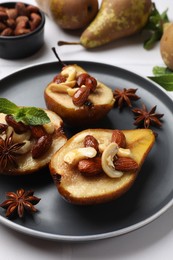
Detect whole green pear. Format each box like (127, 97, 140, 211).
(160, 23, 173, 70)
(80, 0, 152, 48)
(36, 0, 99, 30)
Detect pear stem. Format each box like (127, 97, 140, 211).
(58, 41, 81, 46)
(51, 47, 66, 67)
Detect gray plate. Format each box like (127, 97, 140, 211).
(0, 61, 173, 242)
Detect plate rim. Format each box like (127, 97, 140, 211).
(0, 60, 173, 242)
(0, 198, 173, 242)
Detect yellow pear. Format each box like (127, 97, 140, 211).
(80, 0, 152, 48)
(50, 128, 155, 205)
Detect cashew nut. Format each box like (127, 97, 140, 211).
(98, 138, 110, 153)
(43, 121, 55, 134)
(16, 140, 32, 154)
(64, 147, 97, 166)
(67, 87, 79, 96)
(6, 126, 31, 143)
(101, 142, 123, 178)
(49, 81, 76, 93)
(117, 147, 133, 158)
(61, 66, 77, 82)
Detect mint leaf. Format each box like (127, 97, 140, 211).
(144, 31, 161, 50)
(148, 66, 173, 91)
(152, 66, 173, 76)
(148, 74, 173, 91)
(0, 98, 18, 115)
(14, 107, 50, 125)
(143, 3, 169, 50)
(0, 98, 50, 125)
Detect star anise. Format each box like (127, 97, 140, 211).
(0, 188, 41, 218)
(113, 88, 140, 109)
(0, 132, 25, 172)
(132, 104, 164, 128)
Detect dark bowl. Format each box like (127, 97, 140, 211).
(0, 2, 45, 59)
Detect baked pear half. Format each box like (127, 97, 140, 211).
(50, 128, 155, 205)
(0, 99, 67, 175)
(44, 63, 115, 126)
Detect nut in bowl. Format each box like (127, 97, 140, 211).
(0, 2, 45, 59)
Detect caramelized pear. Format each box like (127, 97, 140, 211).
(0, 110, 67, 175)
(44, 54, 115, 126)
(50, 128, 155, 205)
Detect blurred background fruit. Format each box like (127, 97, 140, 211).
(35, 0, 99, 29)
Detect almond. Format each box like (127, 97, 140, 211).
(5, 115, 29, 134)
(78, 157, 102, 176)
(53, 73, 67, 84)
(1, 27, 13, 36)
(76, 73, 90, 87)
(114, 157, 138, 172)
(30, 125, 46, 138)
(0, 123, 8, 133)
(32, 134, 52, 159)
(84, 135, 99, 152)
(72, 86, 90, 106)
(0, 21, 6, 31)
(111, 130, 126, 148)
(85, 76, 97, 92)
(0, 11, 8, 21)
(15, 2, 29, 16)
(26, 5, 40, 14)
(30, 13, 41, 31)
(6, 8, 18, 20)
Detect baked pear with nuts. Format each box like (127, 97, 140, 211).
(50, 128, 155, 205)
(0, 98, 67, 175)
(44, 49, 115, 126)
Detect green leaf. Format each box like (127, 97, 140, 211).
(0, 98, 50, 125)
(161, 9, 169, 22)
(148, 74, 173, 91)
(0, 98, 18, 114)
(152, 66, 173, 76)
(14, 107, 50, 125)
(144, 31, 162, 50)
(143, 3, 169, 50)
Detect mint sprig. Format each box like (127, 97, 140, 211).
(148, 66, 173, 91)
(0, 98, 18, 115)
(152, 66, 173, 76)
(143, 3, 169, 50)
(0, 98, 50, 125)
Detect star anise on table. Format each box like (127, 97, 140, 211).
(0, 188, 41, 218)
(132, 104, 164, 129)
(113, 88, 140, 109)
(0, 132, 25, 173)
